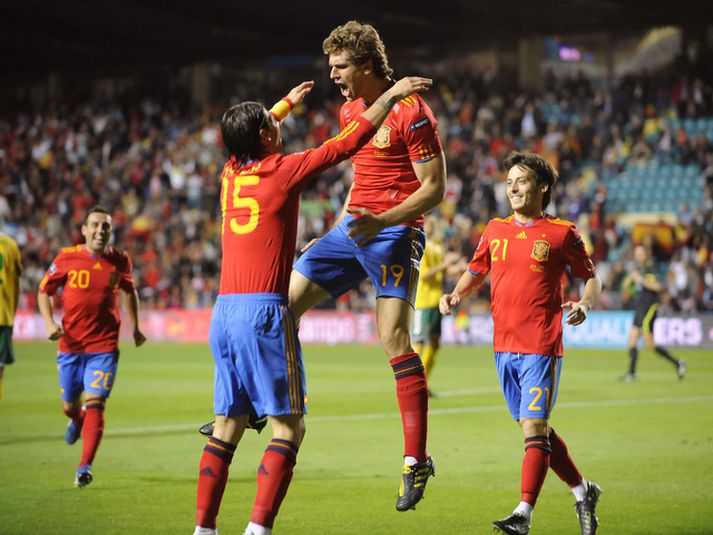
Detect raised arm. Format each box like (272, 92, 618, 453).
(283, 77, 433, 191)
(269, 81, 315, 123)
(360, 77, 433, 126)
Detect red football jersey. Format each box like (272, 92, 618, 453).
(219, 116, 377, 295)
(39, 245, 136, 353)
(468, 215, 596, 356)
(341, 93, 442, 226)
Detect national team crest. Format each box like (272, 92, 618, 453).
(531, 240, 551, 262)
(372, 125, 391, 148)
(108, 272, 119, 288)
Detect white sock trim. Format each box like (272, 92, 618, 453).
(513, 501, 533, 521)
(572, 479, 588, 502)
(245, 521, 272, 535)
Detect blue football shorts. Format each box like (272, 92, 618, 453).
(495, 352, 563, 421)
(57, 351, 119, 402)
(210, 293, 306, 418)
(293, 215, 425, 307)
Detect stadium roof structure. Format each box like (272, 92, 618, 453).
(3, 0, 712, 75)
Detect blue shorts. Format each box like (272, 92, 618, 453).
(210, 293, 306, 418)
(57, 352, 119, 402)
(293, 215, 425, 306)
(495, 352, 562, 421)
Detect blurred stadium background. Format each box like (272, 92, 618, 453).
(2, 2, 713, 534)
(2, 1, 713, 349)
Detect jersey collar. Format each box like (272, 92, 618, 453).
(513, 213, 547, 228)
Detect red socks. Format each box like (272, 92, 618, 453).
(521, 435, 551, 506)
(79, 399, 105, 466)
(549, 428, 583, 487)
(251, 439, 299, 529)
(196, 437, 299, 531)
(196, 437, 236, 529)
(390, 352, 428, 461)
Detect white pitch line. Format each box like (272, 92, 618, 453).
(432, 387, 503, 397)
(101, 394, 713, 436)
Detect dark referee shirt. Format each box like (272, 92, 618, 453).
(633, 263, 660, 312)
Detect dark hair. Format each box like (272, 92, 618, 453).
(323, 20, 393, 78)
(503, 151, 559, 210)
(221, 102, 269, 164)
(84, 205, 111, 223)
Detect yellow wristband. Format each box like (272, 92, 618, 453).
(269, 98, 294, 123)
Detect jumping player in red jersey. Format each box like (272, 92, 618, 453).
(37, 205, 146, 488)
(193, 76, 432, 535)
(291, 20, 446, 512)
(440, 152, 603, 535)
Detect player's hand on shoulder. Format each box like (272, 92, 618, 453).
(562, 301, 589, 325)
(346, 208, 386, 247)
(388, 76, 433, 101)
(300, 237, 320, 253)
(286, 81, 315, 106)
(439, 293, 459, 315)
(46, 323, 64, 341)
(133, 328, 147, 347)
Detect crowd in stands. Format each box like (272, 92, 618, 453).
(2, 57, 713, 315)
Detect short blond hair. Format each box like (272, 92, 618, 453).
(323, 20, 393, 78)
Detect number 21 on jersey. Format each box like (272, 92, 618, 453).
(490, 238, 508, 262)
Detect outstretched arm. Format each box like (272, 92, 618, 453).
(359, 77, 433, 126)
(284, 76, 433, 191)
(269, 81, 315, 123)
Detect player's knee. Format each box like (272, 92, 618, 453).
(430, 338, 440, 352)
(520, 418, 548, 437)
(270, 415, 306, 447)
(378, 325, 411, 356)
(296, 418, 306, 445)
(214, 414, 248, 445)
(62, 399, 81, 415)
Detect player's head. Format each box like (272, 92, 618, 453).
(221, 102, 281, 164)
(82, 205, 113, 254)
(633, 244, 648, 263)
(323, 20, 393, 100)
(503, 151, 559, 214)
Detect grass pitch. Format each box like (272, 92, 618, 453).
(1, 342, 712, 534)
